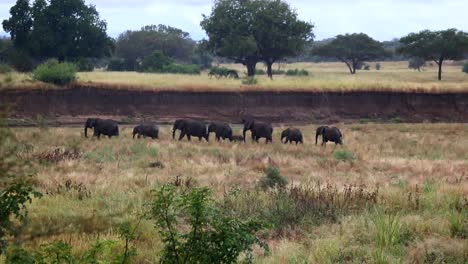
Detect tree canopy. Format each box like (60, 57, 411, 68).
(201, 0, 313, 77)
(2, 0, 113, 63)
(114, 25, 196, 71)
(312, 33, 386, 74)
(398, 29, 468, 80)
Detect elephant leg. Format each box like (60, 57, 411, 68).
(187, 135, 191, 141)
(198, 136, 202, 141)
(179, 131, 186, 141)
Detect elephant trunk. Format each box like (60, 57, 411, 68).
(85, 125, 89, 138)
(172, 126, 176, 140)
(315, 131, 320, 145)
(243, 128, 247, 142)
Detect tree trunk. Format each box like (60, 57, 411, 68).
(344, 61, 354, 74)
(266, 62, 273, 79)
(246, 63, 256, 77)
(437, 58, 443, 81)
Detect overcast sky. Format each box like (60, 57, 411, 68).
(1, 0, 467, 41)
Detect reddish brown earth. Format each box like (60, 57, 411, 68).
(1, 85, 467, 125)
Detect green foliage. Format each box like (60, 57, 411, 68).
(447, 211, 467, 239)
(0, 121, 41, 255)
(363, 64, 370, 70)
(259, 166, 288, 189)
(255, 69, 266, 75)
(201, 0, 313, 76)
(107, 57, 133, 71)
(191, 46, 212, 70)
(2, 0, 113, 62)
(312, 33, 386, 74)
(0, 64, 12, 74)
(8, 50, 34, 72)
(140, 50, 172, 72)
(285, 68, 309, 76)
(372, 209, 404, 249)
(408, 57, 426, 71)
(74, 58, 94, 72)
(147, 184, 268, 263)
(462, 61, 468, 74)
(398, 29, 468, 80)
(241, 76, 258, 85)
(32, 59, 77, 85)
(115, 24, 196, 70)
(334, 149, 356, 162)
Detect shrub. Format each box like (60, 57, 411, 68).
(107, 58, 133, 71)
(334, 150, 356, 162)
(259, 166, 288, 189)
(147, 184, 268, 263)
(191, 53, 213, 70)
(271, 69, 285, 75)
(285, 69, 309, 76)
(0, 64, 12, 74)
(8, 51, 34, 72)
(462, 61, 468, 74)
(242, 76, 258, 85)
(363, 64, 370, 70)
(140, 50, 172, 72)
(375, 63, 381, 70)
(74, 58, 94, 72)
(32, 59, 77, 85)
(208, 66, 238, 78)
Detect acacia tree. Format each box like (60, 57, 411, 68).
(312, 33, 386, 74)
(2, 0, 113, 62)
(398, 29, 468, 80)
(201, 0, 313, 77)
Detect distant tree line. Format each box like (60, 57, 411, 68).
(1, 0, 468, 81)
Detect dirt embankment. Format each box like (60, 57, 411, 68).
(1, 85, 467, 125)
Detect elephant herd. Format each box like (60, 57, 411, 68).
(84, 117, 344, 146)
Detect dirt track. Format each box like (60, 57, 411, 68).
(1, 85, 467, 125)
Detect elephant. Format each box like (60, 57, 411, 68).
(133, 124, 159, 139)
(242, 116, 273, 144)
(315, 126, 343, 146)
(84, 118, 119, 139)
(172, 119, 209, 142)
(208, 122, 233, 141)
(281, 128, 303, 144)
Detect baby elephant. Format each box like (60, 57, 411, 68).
(133, 124, 159, 139)
(208, 122, 233, 141)
(281, 128, 303, 144)
(316, 126, 342, 146)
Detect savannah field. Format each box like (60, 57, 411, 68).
(1, 61, 468, 92)
(1, 122, 467, 263)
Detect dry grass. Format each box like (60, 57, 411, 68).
(1, 61, 468, 92)
(5, 123, 467, 262)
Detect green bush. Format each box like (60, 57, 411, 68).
(147, 184, 268, 263)
(8, 51, 34, 72)
(462, 61, 468, 74)
(191, 53, 213, 70)
(242, 76, 258, 85)
(208, 66, 238, 78)
(285, 69, 309, 76)
(259, 166, 288, 189)
(334, 150, 356, 162)
(74, 58, 94, 72)
(140, 50, 172, 72)
(107, 57, 133, 71)
(32, 59, 77, 85)
(0, 64, 12, 74)
(271, 69, 285, 75)
(162, 63, 201, 74)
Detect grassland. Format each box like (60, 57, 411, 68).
(1, 61, 468, 92)
(2, 123, 467, 263)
